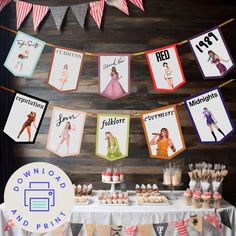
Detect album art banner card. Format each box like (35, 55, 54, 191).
(189, 27, 235, 79)
(48, 47, 84, 92)
(96, 114, 130, 161)
(3, 91, 48, 143)
(185, 88, 235, 143)
(141, 105, 185, 159)
(145, 44, 186, 91)
(4, 31, 45, 77)
(99, 54, 130, 100)
(46, 107, 86, 157)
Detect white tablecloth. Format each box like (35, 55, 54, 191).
(1, 191, 236, 236)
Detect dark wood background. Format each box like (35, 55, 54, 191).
(2, 0, 236, 204)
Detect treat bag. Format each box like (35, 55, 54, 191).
(200, 180, 210, 192)
(189, 180, 197, 191)
(212, 180, 222, 193)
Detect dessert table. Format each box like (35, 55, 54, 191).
(0, 191, 235, 236)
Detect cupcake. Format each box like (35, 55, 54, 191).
(102, 171, 106, 181)
(119, 171, 124, 181)
(118, 199, 123, 204)
(123, 196, 128, 204)
(192, 190, 201, 208)
(76, 185, 83, 196)
(147, 184, 152, 193)
(135, 184, 141, 193)
(152, 184, 159, 194)
(141, 184, 146, 193)
(213, 192, 222, 208)
(113, 172, 120, 182)
(105, 172, 112, 182)
(87, 184, 93, 195)
(201, 192, 211, 208)
(183, 189, 192, 206)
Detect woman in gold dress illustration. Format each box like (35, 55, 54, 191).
(150, 128, 176, 158)
(105, 131, 123, 160)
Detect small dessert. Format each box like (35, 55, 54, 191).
(147, 184, 152, 193)
(135, 184, 141, 193)
(141, 184, 146, 193)
(192, 190, 201, 208)
(201, 192, 211, 208)
(102, 171, 106, 181)
(183, 189, 192, 206)
(213, 192, 222, 208)
(87, 184, 93, 195)
(113, 172, 120, 182)
(105, 171, 112, 182)
(119, 170, 124, 181)
(152, 184, 159, 193)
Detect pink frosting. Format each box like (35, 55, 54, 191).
(183, 188, 192, 197)
(193, 190, 201, 198)
(201, 192, 211, 199)
(213, 192, 222, 200)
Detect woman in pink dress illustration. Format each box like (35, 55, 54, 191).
(59, 64, 69, 90)
(56, 121, 75, 155)
(208, 50, 229, 76)
(102, 66, 126, 98)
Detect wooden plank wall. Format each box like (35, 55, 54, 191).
(3, 0, 236, 204)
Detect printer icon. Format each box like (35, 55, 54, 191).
(24, 182, 55, 212)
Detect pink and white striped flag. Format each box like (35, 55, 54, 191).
(16, 0, 32, 29)
(175, 221, 188, 236)
(105, 0, 129, 15)
(0, 0, 11, 12)
(128, 0, 144, 11)
(32, 4, 49, 31)
(89, 0, 105, 29)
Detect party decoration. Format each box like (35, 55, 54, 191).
(111, 225, 122, 236)
(146, 44, 186, 91)
(4, 31, 45, 77)
(96, 224, 111, 236)
(188, 215, 202, 234)
(189, 27, 235, 79)
(71, 3, 89, 29)
(128, 0, 144, 11)
(52, 222, 69, 236)
(204, 213, 222, 230)
(89, 0, 105, 29)
(46, 106, 86, 157)
(138, 224, 152, 236)
(16, 0, 32, 30)
(220, 210, 232, 230)
(141, 105, 186, 159)
(85, 224, 95, 236)
(185, 87, 235, 143)
(48, 46, 84, 92)
(32, 4, 49, 31)
(50, 6, 68, 31)
(0, 0, 11, 12)
(125, 226, 137, 236)
(96, 114, 130, 161)
(153, 223, 168, 236)
(70, 223, 83, 236)
(4, 218, 15, 231)
(105, 0, 129, 15)
(175, 221, 187, 236)
(3, 91, 48, 143)
(99, 54, 130, 99)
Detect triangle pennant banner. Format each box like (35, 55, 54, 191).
(4, 218, 15, 231)
(95, 224, 111, 236)
(105, 0, 129, 15)
(85, 224, 95, 236)
(220, 210, 232, 230)
(188, 215, 203, 234)
(153, 223, 168, 236)
(52, 222, 69, 236)
(128, 0, 144, 11)
(138, 224, 152, 236)
(71, 3, 88, 29)
(204, 213, 222, 230)
(175, 221, 187, 236)
(0, 0, 11, 12)
(70, 223, 84, 236)
(111, 225, 122, 236)
(89, 0, 105, 29)
(16, 0, 32, 30)
(50, 6, 68, 31)
(32, 4, 49, 31)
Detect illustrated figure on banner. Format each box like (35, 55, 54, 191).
(105, 131, 123, 160)
(102, 66, 126, 98)
(208, 50, 229, 76)
(59, 64, 69, 90)
(150, 128, 176, 158)
(56, 121, 76, 155)
(15, 50, 29, 72)
(163, 62, 174, 89)
(203, 107, 225, 141)
(17, 111, 37, 142)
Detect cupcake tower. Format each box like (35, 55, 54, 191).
(98, 191, 129, 205)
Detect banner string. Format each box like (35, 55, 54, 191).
(1, 79, 234, 118)
(0, 18, 235, 57)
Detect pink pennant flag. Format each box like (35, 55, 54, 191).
(32, 4, 49, 31)
(16, 0, 32, 29)
(89, 0, 105, 29)
(0, 0, 11, 12)
(128, 0, 144, 11)
(4, 218, 15, 231)
(175, 221, 188, 236)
